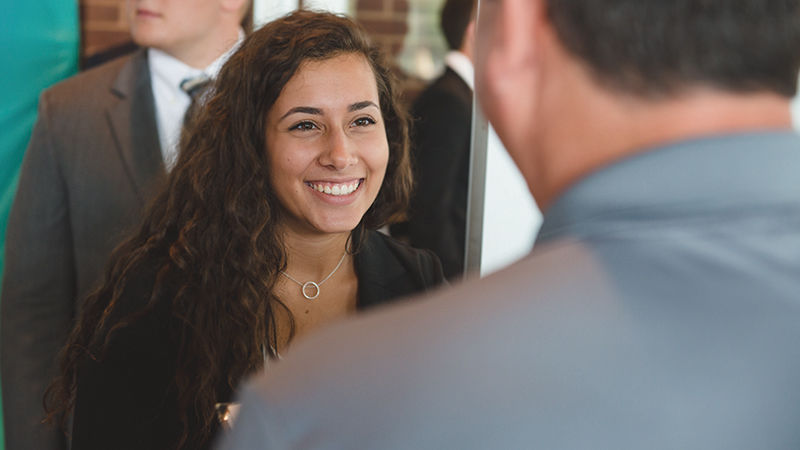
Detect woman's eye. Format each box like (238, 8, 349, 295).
(290, 121, 317, 131)
(352, 117, 376, 127)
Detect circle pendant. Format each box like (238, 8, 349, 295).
(301, 281, 320, 300)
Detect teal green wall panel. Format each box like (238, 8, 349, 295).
(0, 1, 80, 448)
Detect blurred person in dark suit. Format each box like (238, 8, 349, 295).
(220, 1, 800, 449)
(392, 0, 476, 280)
(1, 1, 252, 449)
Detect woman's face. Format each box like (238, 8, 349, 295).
(265, 53, 389, 237)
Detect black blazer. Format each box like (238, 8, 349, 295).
(393, 68, 472, 281)
(70, 231, 445, 450)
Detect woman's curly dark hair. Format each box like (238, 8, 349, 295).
(44, 10, 411, 449)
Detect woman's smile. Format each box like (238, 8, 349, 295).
(305, 178, 364, 196)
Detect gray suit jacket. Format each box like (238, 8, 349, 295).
(220, 131, 800, 450)
(1, 49, 166, 450)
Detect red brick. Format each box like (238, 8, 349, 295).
(84, 30, 131, 56)
(82, 4, 120, 23)
(358, 18, 408, 35)
(357, 0, 385, 12)
(392, 0, 409, 13)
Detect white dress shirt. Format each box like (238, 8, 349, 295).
(148, 30, 244, 171)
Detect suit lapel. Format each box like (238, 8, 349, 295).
(106, 49, 167, 206)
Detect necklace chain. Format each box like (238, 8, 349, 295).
(280, 251, 347, 300)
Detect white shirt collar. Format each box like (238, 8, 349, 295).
(148, 48, 205, 98)
(444, 50, 474, 91)
(147, 29, 245, 171)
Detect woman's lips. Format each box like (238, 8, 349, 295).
(306, 179, 363, 196)
(136, 8, 161, 18)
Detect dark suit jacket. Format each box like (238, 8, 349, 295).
(69, 230, 445, 450)
(1, 49, 165, 450)
(394, 68, 472, 281)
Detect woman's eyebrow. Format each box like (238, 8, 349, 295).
(279, 101, 377, 121)
(349, 101, 378, 112)
(280, 106, 322, 121)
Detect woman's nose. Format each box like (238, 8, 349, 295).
(319, 128, 358, 170)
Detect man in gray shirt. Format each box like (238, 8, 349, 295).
(220, 1, 800, 449)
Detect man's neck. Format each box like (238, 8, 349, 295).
(159, 27, 242, 69)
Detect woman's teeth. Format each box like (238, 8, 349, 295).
(308, 180, 361, 196)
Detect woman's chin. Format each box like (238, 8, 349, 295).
(316, 221, 362, 236)
(291, 217, 363, 237)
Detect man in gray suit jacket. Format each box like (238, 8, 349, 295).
(220, 1, 800, 449)
(1, 1, 251, 448)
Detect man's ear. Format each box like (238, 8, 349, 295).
(483, 0, 545, 85)
(475, 0, 547, 152)
(461, 19, 477, 61)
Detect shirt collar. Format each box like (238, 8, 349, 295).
(445, 51, 474, 91)
(536, 131, 800, 244)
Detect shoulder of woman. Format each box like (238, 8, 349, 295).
(367, 231, 446, 287)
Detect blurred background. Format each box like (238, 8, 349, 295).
(82, 0, 448, 94)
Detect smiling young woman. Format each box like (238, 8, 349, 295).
(44, 11, 445, 450)
(266, 53, 389, 237)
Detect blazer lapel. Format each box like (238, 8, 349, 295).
(106, 49, 166, 206)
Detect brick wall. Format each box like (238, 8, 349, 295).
(81, 0, 131, 59)
(354, 0, 409, 57)
(80, 0, 409, 61)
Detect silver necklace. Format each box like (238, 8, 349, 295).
(280, 251, 347, 300)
